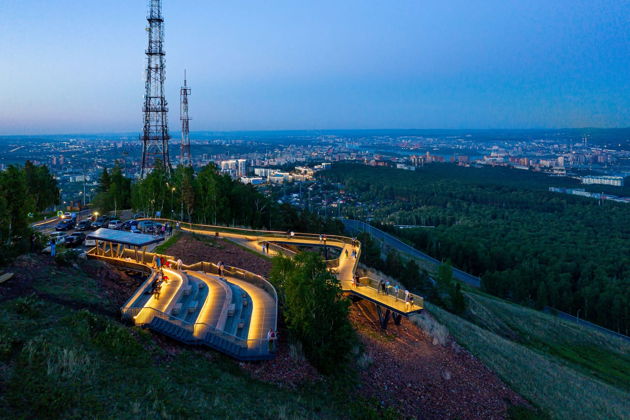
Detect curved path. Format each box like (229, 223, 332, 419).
(146, 218, 424, 315)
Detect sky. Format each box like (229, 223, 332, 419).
(0, 0, 629, 135)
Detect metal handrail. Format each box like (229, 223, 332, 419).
(357, 276, 424, 309)
(137, 217, 360, 248)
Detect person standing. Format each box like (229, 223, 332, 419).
(176, 258, 183, 270)
(393, 284, 400, 301)
(267, 329, 274, 352)
(407, 295, 414, 311)
(50, 238, 56, 257)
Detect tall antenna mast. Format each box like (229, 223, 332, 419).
(141, 0, 171, 177)
(180, 70, 192, 167)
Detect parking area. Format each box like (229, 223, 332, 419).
(34, 211, 172, 252)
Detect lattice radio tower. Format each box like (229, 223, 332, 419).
(180, 71, 192, 167)
(141, 0, 171, 177)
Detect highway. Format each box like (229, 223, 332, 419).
(341, 219, 481, 288)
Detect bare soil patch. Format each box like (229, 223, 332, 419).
(165, 234, 272, 277)
(350, 301, 528, 419)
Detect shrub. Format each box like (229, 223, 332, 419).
(270, 253, 357, 374)
(54, 248, 81, 266)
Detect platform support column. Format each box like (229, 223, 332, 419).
(376, 305, 392, 329)
(393, 313, 402, 326)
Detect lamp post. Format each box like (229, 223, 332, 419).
(170, 186, 176, 219)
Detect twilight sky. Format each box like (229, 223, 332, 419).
(0, 0, 628, 134)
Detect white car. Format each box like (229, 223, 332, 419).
(49, 232, 67, 245)
(108, 220, 123, 229)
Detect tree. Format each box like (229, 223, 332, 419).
(451, 282, 466, 314)
(270, 253, 356, 374)
(437, 261, 454, 290)
(23, 161, 59, 211)
(385, 249, 402, 276)
(536, 281, 549, 309)
(0, 165, 34, 240)
(97, 168, 110, 193)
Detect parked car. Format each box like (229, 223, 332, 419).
(130, 226, 142, 234)
(65, 232, 86, 247)
(91, 217, 109, 229)
(137, 220, 162, 233)
(121, 220, 138, 231)
(55, 219, 75, 231)
(75, 220, 93, 231)
(133, 212, 145, 219)
(107, 220, 123, 229)
(48, 232, 67, 245)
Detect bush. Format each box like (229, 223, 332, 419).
(54, 248, 81, 266)
(270, 253, 357, 374)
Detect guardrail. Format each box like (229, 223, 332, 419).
(137, 218, 359, 249)
(358, 276, 424, 310)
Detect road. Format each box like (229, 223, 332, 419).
(341, 219, 481, 288)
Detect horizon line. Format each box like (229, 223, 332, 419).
(1, 126, 630, 138)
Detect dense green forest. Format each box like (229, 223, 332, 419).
(0, 162, 60, 264)
(321, 163, 630, 334)
(94, 163, 344, 235)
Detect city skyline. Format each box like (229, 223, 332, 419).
(1, 0, 629, 135)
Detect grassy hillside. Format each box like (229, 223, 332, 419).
(464, 291, 630, 391)
(424, 294, 630, 420)
(0, 259, 393, 420)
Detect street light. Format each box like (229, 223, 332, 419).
(171, 186, 176, 218)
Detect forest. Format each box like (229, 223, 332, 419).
(321, 163, 630, 334)
(0, 162, 60, 263)
(93, 163, 344, 236)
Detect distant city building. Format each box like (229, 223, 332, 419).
(581, 175, 624, 187)
(240, 177, 265, 185)
(220, 159, 248, 178)
(396, 163, 416, 171)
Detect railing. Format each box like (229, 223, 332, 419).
(357, 276, 424, 310)
(266, 242, 297, 257)
(138, 218, 360, 249)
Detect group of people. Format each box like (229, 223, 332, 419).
(151, 222, 173, 237)
(150, 269, 169, 299)
(373, 278, 415, 309)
